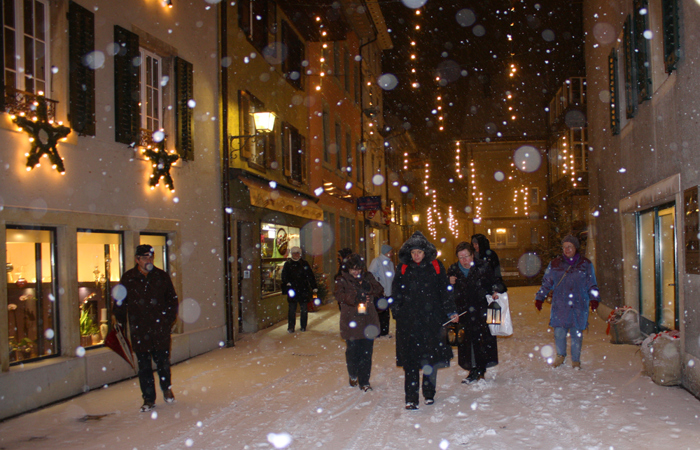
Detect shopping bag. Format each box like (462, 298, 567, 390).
(486, 292, 513, 336)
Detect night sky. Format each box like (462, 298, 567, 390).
(379, 0, 585, 156)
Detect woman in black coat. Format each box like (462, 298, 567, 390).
(447, 241, 505, 383)
(391, 231, 458, 410)
(471, 233, 505, 284)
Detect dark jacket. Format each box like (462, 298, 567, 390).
(335, 271, 383, 340)
(391, 231, 457, 369)
(114, 266, 179, 353)
(447, 259, 501, 370)
(535, 253, 599, 329)
(472, 234, 507, 291)
(281, 258, 317, 303)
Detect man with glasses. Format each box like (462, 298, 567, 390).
(114, 244, 179, 412)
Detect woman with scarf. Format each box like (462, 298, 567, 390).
(535, 235, 600, 369)
(447, 241, 505, 383)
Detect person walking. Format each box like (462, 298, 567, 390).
(535, 235, 600, 369)
(114, 244, 179, 413)
(334, 254, 384, 392)
(447, 242, 505, 383)
(391, 231, 459, 410)
(367, 244, 394, 337)
(471, 233, 505, 282)
(281, 246, 317, 332)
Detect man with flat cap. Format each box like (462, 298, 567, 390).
(114, 244, 179, 412)
(281, 246, 317, 332)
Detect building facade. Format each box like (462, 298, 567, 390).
(584, 0, 700, 396)
(0, 0, 224, 419)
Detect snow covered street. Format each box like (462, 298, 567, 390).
(1, 286, 700, 450)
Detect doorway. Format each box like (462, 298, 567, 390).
(637, 202, 678, 333)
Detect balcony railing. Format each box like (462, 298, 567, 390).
(4, 87, 58, 122)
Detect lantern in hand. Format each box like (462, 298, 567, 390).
(486, 300, 502, 325)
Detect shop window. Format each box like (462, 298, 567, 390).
(260, 223, 300, 294)
(494, 228, 517, 247)
(6, 227, 58, 364)
(2, 0, 49, 95)
(76, 230, 123, 348)
(140, 233, 169, 274)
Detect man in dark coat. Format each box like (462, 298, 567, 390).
(281, 246, 317, 332)
(114, 244, 179, 412)
(391, 231, 458, 410)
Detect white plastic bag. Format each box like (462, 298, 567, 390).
(486, 292, 513, 336)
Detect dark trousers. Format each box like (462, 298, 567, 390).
(345, 339, 374, 386)
(377, 309, 390, 336)
(288, 300, 308, 331)
(136, 349, 172, 403)
(404, 364, 438, 404)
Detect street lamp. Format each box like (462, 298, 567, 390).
(412, 214, 420, 223)
(229, 111, 277, 145)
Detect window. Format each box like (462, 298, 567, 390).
(335, 121, 342, 171)
(494, 228, 517, 246)
(76, 230, 123, 348)
(239, 90, 270, 169)
(2, 0, 48, 95)
(530, 187, 540, 205)
(6, 227, 58, 364)
(661, 0, 680, 72)
(344, 48, 351, 92)
(333, 42, 340, 78)
(281, 21, 304, 90)
(140, 49, 162, 134)
(356, 141, 362, 182)
(345, 131, 352, 175)
(354, 59, 361, 104)
(239, 0, 268, 54)
(282, 122, 306, 184)
(113, 26, 194, 158)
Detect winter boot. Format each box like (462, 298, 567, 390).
(552, 355, 566, 368)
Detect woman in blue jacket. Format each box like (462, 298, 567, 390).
(535, 235, 600, 369)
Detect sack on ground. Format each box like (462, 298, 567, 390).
(651, 331, 682, 386)
(606, 306, 642, 344)
(640, 333, 655, 376)
(486, 292, 513, 337)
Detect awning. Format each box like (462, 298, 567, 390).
(238, 177, 323, 221)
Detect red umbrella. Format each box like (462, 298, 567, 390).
(104, 322, 137, 374)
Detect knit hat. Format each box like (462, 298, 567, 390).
(290, 246, 302, 254)
(380, 244, 392, 255)
(562, 235, 580, 250)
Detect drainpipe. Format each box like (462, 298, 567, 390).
(219, 1, 234, 347)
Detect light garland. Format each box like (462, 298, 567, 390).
(142, 139, 179, 192)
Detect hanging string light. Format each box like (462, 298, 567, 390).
(455, 141, 462, 179)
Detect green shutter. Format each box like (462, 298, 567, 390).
(113, 25, 140, 145)
(68, 1, 96, 136)
(623, 15, 637, 119)
(662, 0, 681, 73)
(609, 49, 620, 136)
(633, 0, 652, 103)
(175, 57, 194, 160)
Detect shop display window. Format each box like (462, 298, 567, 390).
(261, 223, 300, 294)
(76, 230, 123, 348)
(6, 227, 58, 364)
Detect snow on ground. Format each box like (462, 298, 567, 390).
(2, 286, 700, 450)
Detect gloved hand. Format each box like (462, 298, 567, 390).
(590, 300, 599, 311)
(535, 300, 543, 311)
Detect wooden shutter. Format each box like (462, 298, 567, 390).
(282, 123, 291, 177)
(662, 0, 681, 73)
(623, 16, 637, 119)
(175, 57, 194, 160)
(252, 0, 268, 52)
(238, 90, 252, 159)
(608, 49, 620, 136)
(68, 1, 96, 136)
(114, 25, 140, 145)
(633, 0, 652, 103)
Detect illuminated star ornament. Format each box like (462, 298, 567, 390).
(12, 95, 71, 174)
(142, 139, 179, 191)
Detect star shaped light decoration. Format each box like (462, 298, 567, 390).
(142, 138, 179, 192)
(12, 94, 71, 174)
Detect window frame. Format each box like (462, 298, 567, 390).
(139, 48, 163, 134)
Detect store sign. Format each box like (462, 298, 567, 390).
(357, 196, 382, 211)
